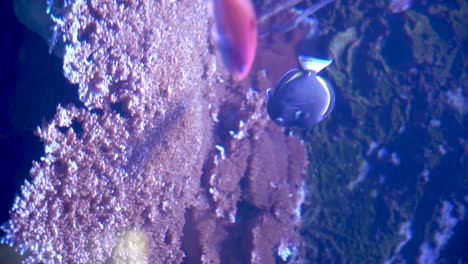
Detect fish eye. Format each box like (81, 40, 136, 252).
(295, 110, 305, 120)
(274, 117, 284, 126)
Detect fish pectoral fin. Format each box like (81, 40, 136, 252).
(266, 88, 272, 101)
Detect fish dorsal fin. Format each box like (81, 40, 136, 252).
(298, 56, 333, 73)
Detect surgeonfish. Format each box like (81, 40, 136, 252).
(267, 56, 335, 128)
(212, 0, 257, 80)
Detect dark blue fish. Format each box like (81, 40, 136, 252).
(267, 56, 335, 128)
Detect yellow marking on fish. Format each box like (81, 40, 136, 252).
(282, 71, 303, 87)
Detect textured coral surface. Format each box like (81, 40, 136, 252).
(2, 0, 308, 263)
(4, 0, 465, 263)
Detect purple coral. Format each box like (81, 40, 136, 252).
(2, 0, 309, 263)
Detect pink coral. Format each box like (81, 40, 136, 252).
(2, 0, 309, 263)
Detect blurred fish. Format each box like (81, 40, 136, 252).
(267, 56, 335, 128)
(259, 0, 335, 38)
(212, 0, 257, 80)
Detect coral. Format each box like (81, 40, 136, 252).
(4, 0, 466, 262)
(110, 230, 147, 264)
(4, 0, 214, 262)
(2, 0, 309, 263)
(193, 77, 308, 262)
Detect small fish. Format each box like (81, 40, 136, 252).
(212, 0, 257, 80)
(267, 56, 335, 128)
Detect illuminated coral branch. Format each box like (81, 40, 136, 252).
(3, 0, 213, 262)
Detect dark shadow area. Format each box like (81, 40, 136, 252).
(181, 209, 202, 264)
(110, 100, 130, 119)
(381, 16, 413, 70)
(0, 1, 80, 232)
(217, 102, 241, 143)
(400, 152, 465, 260)
(219, 201, 256, 264)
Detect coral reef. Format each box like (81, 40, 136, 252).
(2, 0, 309, 263)
(193, 73, 308, 262)
(5, 0, 214, 262)
(4, 0, 465, 263)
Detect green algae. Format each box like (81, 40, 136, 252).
(299, 1, 466, 263)
(449, 1, 468, 41)
(404, 11, 441, 65)
(329, 27, 358, 70)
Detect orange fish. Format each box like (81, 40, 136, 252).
(212, 0, 257, 80)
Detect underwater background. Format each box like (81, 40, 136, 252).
(0, 0, 466, 263)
